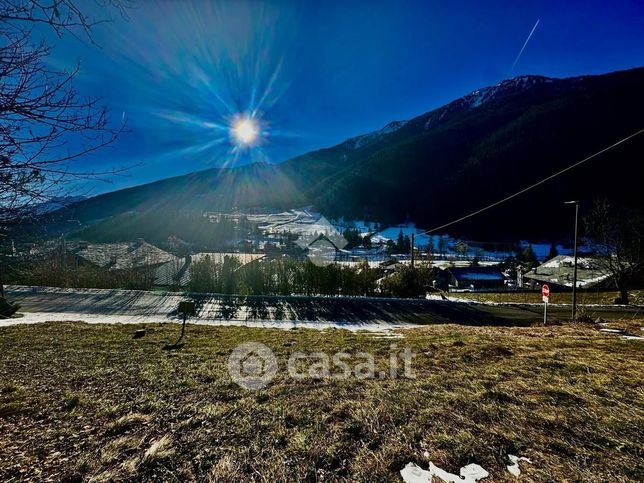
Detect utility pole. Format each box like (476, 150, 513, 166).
(565, 201, 580, 320)
(410, 233, 415, 268)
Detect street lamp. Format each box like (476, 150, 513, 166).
(564, 201, 580, 319)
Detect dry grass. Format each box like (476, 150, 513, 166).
(0, 320, 642, 481)
(447, 289, 644, 305)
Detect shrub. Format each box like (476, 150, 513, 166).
(0, 297, 20, 318)
(381, 266, 433, 298)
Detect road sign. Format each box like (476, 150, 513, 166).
(542, 295, 549, 303)
(542, 284, 550, 298)
(178, 300, 196, 316)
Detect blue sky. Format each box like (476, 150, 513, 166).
(50, 0, 644, 194)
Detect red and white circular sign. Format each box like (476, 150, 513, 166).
(542, 284, 550, 297)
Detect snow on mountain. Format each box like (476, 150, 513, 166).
(424, 75, 552, 130)
(344, 120, 407, 150)
(464, 75, 552, 109)
(341, 74, 562, 152)
(30, 196, 87, 215)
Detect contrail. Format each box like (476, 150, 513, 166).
(510, 18, 540, 74)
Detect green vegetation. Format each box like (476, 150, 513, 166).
(188, 256, 434, 298)
(0, 321, 642, 481)
(7, 248, 434, 297)
(8, 250, 158, 290)
(380, 265, 433, 298)
(0, 297, 20, 317)
(189, 257, 385, 296)
(341, 227, 372, 249)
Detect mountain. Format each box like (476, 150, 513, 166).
(30, 196, 87, 215)
(51, 67, 644, 240)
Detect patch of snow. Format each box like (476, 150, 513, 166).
(599, 328, 623, 333)
(622, 335, 644, 341)
(248, 209, 346, 249)
(469, 87, 494, 108)
(540, 256, 597, 270)
(506, 455, 531, 477)
(526, 254, 613, 288)
(345, 120, 407, 150)
(334, 260, 385, 268)
(400, 463, 430, 483)
(424, 108, 450, 130)
(368, 331, 404, 339)
(401, 462, 488, 483)
(379, 120, 407, 134)
(0, 311, 417, 333)
(430, 260, 499, 269)
(372, 224, 436, 248)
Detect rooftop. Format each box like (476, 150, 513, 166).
(525, 255, 612, 288)
(67, 240, 177, 271)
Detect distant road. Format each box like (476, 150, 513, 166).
(3, 286, 642, 330)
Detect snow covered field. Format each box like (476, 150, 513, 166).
(5, 285, 643, 335)
(1, 311, 412, 333)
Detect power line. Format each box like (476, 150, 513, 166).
(420, 128, 644, 235)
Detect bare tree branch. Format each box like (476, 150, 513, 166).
(0, 0, 132, 224)
(584, 199, 644, 304)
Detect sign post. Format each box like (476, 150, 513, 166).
(542, 284, 550, 325)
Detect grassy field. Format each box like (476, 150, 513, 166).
(447, 290, 644, 305)
(0, 321, 643, 481)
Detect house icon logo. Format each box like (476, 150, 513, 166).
(228, 342, 278, 390)
(293, 215, 349, 267)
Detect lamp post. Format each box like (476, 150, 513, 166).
(564, 201, 580, 319)
(410, 233, 415, 268)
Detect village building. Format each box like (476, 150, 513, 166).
(441, 266, 508, 291)
(523, 255, 612, 289)
(33, 239, 177, 272)
(68, 239, 176, 271)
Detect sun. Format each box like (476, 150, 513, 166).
(231, 116, 259, 145)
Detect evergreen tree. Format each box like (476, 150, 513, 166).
(427, 236, 434, 256)
(520, 244, 538, 269)
(396, 230, 405, 252)
(438, 236, 448, 257)
(548, 243, 559, 260)
(403, 235, 411, 253)
(381, 265, 432, 298)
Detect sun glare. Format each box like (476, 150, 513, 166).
(231, 117, 259, 145)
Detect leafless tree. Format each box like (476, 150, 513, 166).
(0, 0, 132, 219)
(0, 0, 131, 296)
(584, 199, 643, 304)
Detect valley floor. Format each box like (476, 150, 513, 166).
(0, 321, 642, 481)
